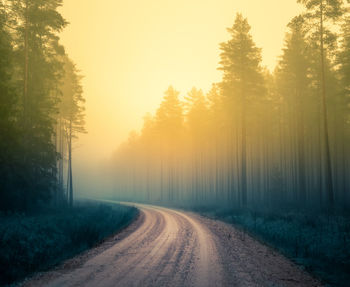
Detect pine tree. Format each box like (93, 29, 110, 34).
(0, 3, 21, 210)
(185, 87, 208, 139)
(275, 16, 311, 204)
(5, 0, 68, 208)
(155, 86, 184, 142)
(298, 0, 345, 206)
(59, 56, 86, 206)
(184, 88, 209, 203)
(155, 86, 184, 203)
(218, 13, 265, 207)
(338, 15, 350, 107)
(336, 14, 350, 205)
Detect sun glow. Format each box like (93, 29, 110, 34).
(59, 0, 302, 167)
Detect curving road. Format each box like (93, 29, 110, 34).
(23, 204, 321, 287)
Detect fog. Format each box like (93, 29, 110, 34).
(58, 0, 301, 199)
(1, 1, 349, 285)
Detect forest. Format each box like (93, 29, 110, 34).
(113, 0, 350, 212)
(110, 1, 350, 284)
(0, 1, 138, 285)
(0, 0, 85, 211)
(1, 0, 350, 286)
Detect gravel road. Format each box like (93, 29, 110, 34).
(22, 204, 322, 287)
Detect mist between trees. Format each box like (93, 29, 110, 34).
(0, 0, 86, 212)
(112, 1, 350, 211)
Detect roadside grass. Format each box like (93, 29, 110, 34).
(0, 201, 138, 286)
(195, 206, 350, 287)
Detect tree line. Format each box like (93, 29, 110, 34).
(0, 0, 85, 212)
(112, 0, 350, 211)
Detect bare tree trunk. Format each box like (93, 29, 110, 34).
(59, 118, 64, 199)
(297, 90, 306, 203)
(320, 1, 334, 206)
(68, 120, 73, 206)
(54, 121, 58, 205)
(23, 0, 29, 121)
(241, 96, 247, 207)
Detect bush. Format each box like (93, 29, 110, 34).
(0, 201, 138, 286)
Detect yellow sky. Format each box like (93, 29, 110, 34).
(59, 0, 302, 167)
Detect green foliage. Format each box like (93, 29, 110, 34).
(0, 1, 85, 211)
(59, 56, 86, 137)
(298, 0, 344, 20)
(0, 4, 25, 211)
(155, 86, 184, 138)
(185, 87, 208, 139)
(219, 13, 265, 105)
(337, 16, 350, 106)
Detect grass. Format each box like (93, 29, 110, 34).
(195, 206, 350, 287)
(0, 201, 138, 286)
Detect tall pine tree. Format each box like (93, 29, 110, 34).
(219, 13, 265, 207)
(298, 0, 345, 206)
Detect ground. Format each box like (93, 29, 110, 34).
(21, 204, 321, 287)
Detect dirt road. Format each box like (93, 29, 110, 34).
(22, 204, 321, 287)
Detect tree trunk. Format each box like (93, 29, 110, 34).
(68, 120, 73, 206)
(320, 1, 334, 206)
(297, 90, 306, 203)
(23, 0, 29, 122)
(59, 118, 64, 199)
(241, 97, 247, 207)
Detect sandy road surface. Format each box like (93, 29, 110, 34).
(22, 204, 321, 287)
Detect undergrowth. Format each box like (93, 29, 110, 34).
(0, 201, 138, 286)
(195, 207, 350, 287)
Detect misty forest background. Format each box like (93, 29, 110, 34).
(111, 1, 350, 284)
(113, 0, 350, 212)
(1, 0, 349, 214)
(1, 0, 350, 286)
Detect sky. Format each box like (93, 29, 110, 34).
(58, 0, 302, 195)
